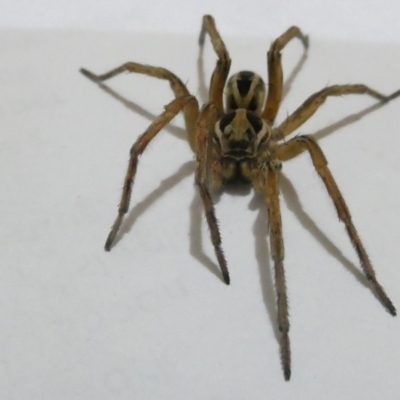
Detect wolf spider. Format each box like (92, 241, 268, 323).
(80, 15, 398, 380)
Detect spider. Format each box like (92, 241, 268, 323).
(80, 15, 398, 381)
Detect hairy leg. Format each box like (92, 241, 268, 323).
(199, 15, 231, 113)
(105, 95, 199, 250)
(262, 165, 291, 380)
(195, 103, 229, 284)
(80, 63, 199, 151)
(262, 26, 308, 125)
(276, 135, 396, 316)
(273, 85, 400, 140)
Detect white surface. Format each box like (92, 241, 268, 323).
(1, 2, 400, 399)
(3, 0, 400, 43)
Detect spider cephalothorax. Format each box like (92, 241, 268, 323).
(214, 107, 271, 183)
(80, 14, 398, 381)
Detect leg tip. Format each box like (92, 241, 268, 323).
(223, 272, 230, 285)
(80, 68, 99, 82)
(198, 15, 212, 46)
(284, 367, 291, 381)
(387, 303, 397, 317)
(104, 231, 116, 251)
(303, 35, 310, 49)
(198, 32, 206, 46)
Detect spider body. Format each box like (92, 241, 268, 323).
(80, 15, 398, 381)
(215, 108, 272, 184)
(216, 71, 274, 184)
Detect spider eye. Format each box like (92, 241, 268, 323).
(245, 129, 253, 141)
(218, 112, 236, 132)
(257, 134, 268, 146)
(246, 111, 263, 133)
(223, 129, 231, 136)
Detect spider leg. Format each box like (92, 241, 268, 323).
(105, 95, 198, 250)
(272, 84, 400, 140)
(80, 63, 199, 151)
(199, 15, 231, 113)
(262, 27, 308, 125)
(276, 136, 396, 316)
(80, 62, 189, 96)
(195, 103, 229, 284)
(260, 165, 291, 380)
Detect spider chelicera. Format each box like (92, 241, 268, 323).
(81, 15, 398, 380)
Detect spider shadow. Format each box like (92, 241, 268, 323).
(299, 100, 398, 309)
(250, 99, 397, 321)
(249, 193, 281, 343)
(279, 173, 395, 312)
(106, 158, 248, 284)
(279, 174, 367, 286)
(190, 191, 225, 281)
(282, 51, 308, 101)
(196, 44, 209, 103)
(247, 171, 370, 348)
(84, 78, 187, 142)
(110, 161, 194, 248)
(81, 69, 230, 279)
(310, 101, 388, 142)
(190, 183, 254, 283)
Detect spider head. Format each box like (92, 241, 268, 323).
(214, 109, 271, 158)
(225, 71, 266, 114)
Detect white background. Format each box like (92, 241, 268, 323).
(1, 1, 400, 399)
